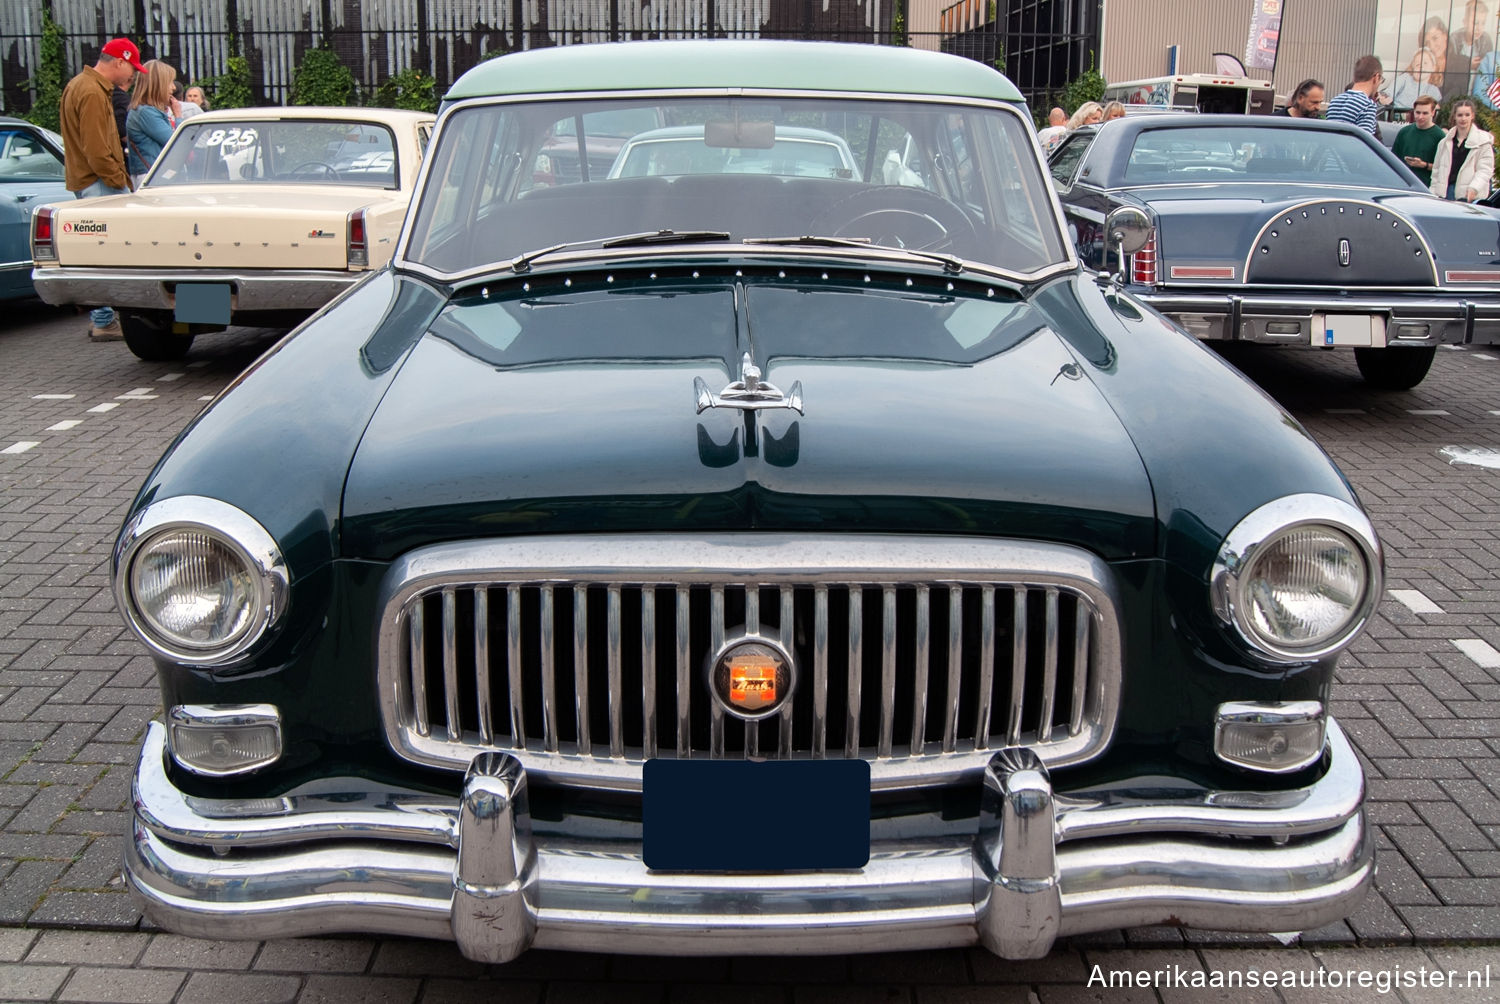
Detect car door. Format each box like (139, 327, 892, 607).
(1047, 131, 1111, 271)
(0, 125, 69, 299)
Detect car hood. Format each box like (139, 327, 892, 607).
(1126, 184, 1500, 280)
(340, 277, 1157, 560)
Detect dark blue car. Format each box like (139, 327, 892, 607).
(0, 116, 70, 301)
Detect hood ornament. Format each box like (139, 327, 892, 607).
(695, 352, 803, 415)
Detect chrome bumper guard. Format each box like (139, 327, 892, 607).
(126, 719, 1372, 959)
(1137, 290, 1499, 347)
(31, 267, 359, 312)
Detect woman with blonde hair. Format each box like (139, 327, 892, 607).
(1102, 100, 1126, 122)
(1067, 102, 1104, 130)
(126, 60, 177, 186)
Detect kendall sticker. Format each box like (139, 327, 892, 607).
(63, 220, 107, 235)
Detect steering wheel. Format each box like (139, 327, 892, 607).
(288, 161, 341, 181)
(806, 186, 978, 253)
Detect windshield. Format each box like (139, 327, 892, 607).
(149, 120, 399, 188)
(1122, 126, 1412, 186)
(405, 96, 1067, 276)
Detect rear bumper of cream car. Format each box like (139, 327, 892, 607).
(32, 267, 359, 313)
(125, 719, 1372, 961)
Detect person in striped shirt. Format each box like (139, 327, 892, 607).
(1325, 56, 1391, 136)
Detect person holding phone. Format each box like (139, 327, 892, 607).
(1394, 94, 1443, 185)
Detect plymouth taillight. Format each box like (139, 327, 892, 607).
(1129, 229, 1158, 285)
(347, 209, 368, 268)
(31, 206, 56, 263)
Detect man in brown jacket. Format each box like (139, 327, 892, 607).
(59, 38, 143, 340)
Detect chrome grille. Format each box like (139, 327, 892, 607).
(376, 535, 1122, 790)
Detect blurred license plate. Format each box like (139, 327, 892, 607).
(643, 759, 870, 871)
(174, 283, 231, 324)
(1316, 314, 1381, 347)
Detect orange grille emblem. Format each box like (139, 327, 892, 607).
(728, 655, 779, 710)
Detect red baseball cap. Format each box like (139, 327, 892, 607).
(100, 38, 145, 72)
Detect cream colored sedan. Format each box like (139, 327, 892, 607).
(32, 106, 433, 360)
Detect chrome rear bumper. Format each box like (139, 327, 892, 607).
(1137, 290, 1500, 346)
(125, 719, 1372, 960)
(31, 267, 359, 312)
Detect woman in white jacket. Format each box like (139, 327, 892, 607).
(1430, 98, 1495, 201)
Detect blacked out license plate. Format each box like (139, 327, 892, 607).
(173, 283, 232, 324)
(642, 758, 870, 871)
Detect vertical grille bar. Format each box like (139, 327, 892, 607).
(910, 586, 930, 754)
(675, 586, 691, 758)
(943, 585, 963, 753)
(710, 585, 725, 758)
(878, 586, 896, 758)
(974, 586, 995, 749)
(573, 585, 591, 756)
(1071, 603, 1091, 737)
(744, 586, 759, 760)
(1007, 588, 1027, 745)
(779, 586, 795, 757)
(1038, 588, 1059, 742)
(813, 585, 829, 758)
(441, 589, 461, 742)
(846, 587, 862, 758)
(475, 590, 493, 746)
(410, 601, 429, 737)
(607, 585, 624, 758)
(540, 586, 558, 752)
(642, 588, 658, 759)
(506, 586, 524, 750)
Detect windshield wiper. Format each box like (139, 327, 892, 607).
(743, 235, 966, 274)
(510, 229, 731, 273)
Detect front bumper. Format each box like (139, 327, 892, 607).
(126, 719, 1372, 960)
(31, 266, 359, 313)
(1138, 289, 1500, 347)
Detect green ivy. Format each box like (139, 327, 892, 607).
(890, 0, 906, 46)
(23, 2, 65, 132)
(292, 45, 357, 106)
(371, 66, 437, 113)
(203, 53, 253, 110)
(1061, 52, 1106, 114)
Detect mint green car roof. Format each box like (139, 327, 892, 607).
(446, 40, 1023, 103)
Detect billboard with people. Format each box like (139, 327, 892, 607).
(1374, 0, 1498, 108)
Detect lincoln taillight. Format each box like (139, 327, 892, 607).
(347, 209, 369, 268)
(31, 206, 56, 263)
(1129, 229, 1158, 285)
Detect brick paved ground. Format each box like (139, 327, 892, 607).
(5, 302, 1500, 999)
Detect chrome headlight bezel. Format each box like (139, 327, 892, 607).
(113, 496, 289, 666)
(1211, 494, 1382, 664)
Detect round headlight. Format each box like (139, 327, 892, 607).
(114, 497, 288, 665)
(1212, 495, 1382, 663)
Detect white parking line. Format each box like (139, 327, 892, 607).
(46, 420, 83, 431)
(31, 394, 76, 400)
(1408, 409, 1450, 415)
(2, 441, 39, 454)
(158, 373, 184, 382)
(116, 391, 159, 400)
(1443, 344, 1466, 350)
(197, 395, 214, 402)
(86, 402, 119, 413)
(1390, 589, 1443, 615)
(1453, 639, 1500, 668)
(1474, 354, 1497, 361)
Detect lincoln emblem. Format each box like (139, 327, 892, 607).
(1338, 239, 1351, 267)
(709, 637, 795, 720)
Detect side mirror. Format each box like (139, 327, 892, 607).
(1105, 206, 1152, 256)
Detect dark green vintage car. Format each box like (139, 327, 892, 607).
(119, 41, 1376, 960)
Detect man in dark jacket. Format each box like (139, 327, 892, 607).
(58, 37, 143, 340)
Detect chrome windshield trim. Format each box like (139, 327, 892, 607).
(1102, 181, 1422, 195)
(396, 88, 1075, 277)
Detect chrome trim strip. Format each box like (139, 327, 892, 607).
(911, 586, 930, 754)
(1007, 589, 1026, 746)
(573, 586, 590, 756)
(113, 496, 290, 668)
(441, 589, 460, 743)
(710, 585, 725, 758)
(541, 586, 558, 752)
(507, 586, 524, 749)
(475, 590, 493, 746)
(975, 588, 995, 750)
(641, 588, 657, 760)
(779, 586, 795, 758)
(1211, 494, 1383, 664)
(675, 586, 690, 758)
(877, 586, 894, 758)
(944, 586, 963, 754)
(814, 585, 829, 758)
(410, 602, 428, 738)
(607, 585, 623, 759)
(126, 719, 1369, 957)
(1139, 292, 1478, 312)
(32, 267, 360, 311)
(848, 587, 864, 758)
(1038, 589, 1059, 743)
(1070, 612, 1089, 738)
(374, 534, 1125, 789)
